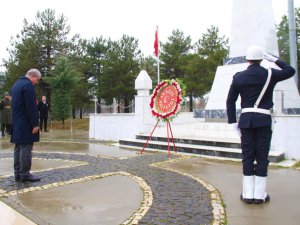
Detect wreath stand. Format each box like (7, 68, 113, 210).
(140, 79, 184, 159)
(140, 120, 177, 158)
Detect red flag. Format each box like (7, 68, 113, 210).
(154, 28, 158, 57)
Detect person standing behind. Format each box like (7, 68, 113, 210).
(226, 45, 295, 204)
(38, 95, 50, 132)
(0, 92, 12, 136)
(11, 68, 41, 182)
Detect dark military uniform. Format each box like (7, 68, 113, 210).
(226, 59, 295, 177)
(0, 96, 12, 136)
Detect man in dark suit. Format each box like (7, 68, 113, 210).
(11, 68, 42, 182)
(226, 45, 295, 204)
(38, 95, 50, 132)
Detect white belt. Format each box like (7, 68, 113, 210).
(241, 107, 272, 115)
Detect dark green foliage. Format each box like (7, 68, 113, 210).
(100, 35, 142, 112)
(47, 57, 80, 126)
(277, 7, 300, 87)
(160, 29, 192, 80)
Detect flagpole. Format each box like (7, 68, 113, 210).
(157, 26, 160, 84)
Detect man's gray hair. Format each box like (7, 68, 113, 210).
(26, 69, 41, 78)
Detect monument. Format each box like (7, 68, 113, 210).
(202, 0, 300, 160)
(205, 0, 300, 112)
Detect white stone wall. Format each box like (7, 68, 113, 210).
(271, 115, 300, 160)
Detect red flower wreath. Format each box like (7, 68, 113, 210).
(150, 79, 185, 121)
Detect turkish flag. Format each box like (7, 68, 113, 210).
(154, 29, 158, 57)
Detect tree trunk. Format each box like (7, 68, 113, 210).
(117, 99, 120, 113)
(62, 119, 65, 129)
(189, 93, 193, 112)
(80, 108, 83, 119)
(72, 107, 76, 119)
(124, 96, 129, 113)
(97, 99, 101, 113)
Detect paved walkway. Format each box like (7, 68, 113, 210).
(0, 130, 299, 225)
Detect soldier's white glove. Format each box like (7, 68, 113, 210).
(232, 123, 241, 137)
(263, 53, 278, 63)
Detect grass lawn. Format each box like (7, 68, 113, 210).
(49, 117, 89, 131)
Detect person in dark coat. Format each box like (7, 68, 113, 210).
(0, 92, 12, 136)
(11, 68, 42, 182)
(226, 45, 295, 204)
(38, 95, 50, 132)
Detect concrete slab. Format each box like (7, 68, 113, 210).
(0, 201, 36, 225)
(9, 175, 143, 225)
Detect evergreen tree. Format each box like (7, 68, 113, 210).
(141, 56, 157, 86)
(47, 57, 80, 128)
(277, 8, 300, 86)
(194, 25, 228, 94)
(160, 29, 192, 80)
(85, 37, 110, 112)
(4, 9, 78, 98)
(100, 35, 142, 112)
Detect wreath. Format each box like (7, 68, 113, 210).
(150, 79, 186, 121)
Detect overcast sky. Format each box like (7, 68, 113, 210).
(0, 0, 299, 71)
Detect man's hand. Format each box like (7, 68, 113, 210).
(32, 126, 39, 134)
(264, 53, 278, 63)
(232, 123, 241, 137)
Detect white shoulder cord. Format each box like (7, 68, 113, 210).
(254, 68, 272, 108)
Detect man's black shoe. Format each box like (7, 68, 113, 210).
(20, 175, 41, 183)
(254, 194, 270, 204)
(240, 194, 253, 204)
(15, 176, 20, 182)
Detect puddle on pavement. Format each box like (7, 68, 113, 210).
(0, 158, 81, 177)
(1, 141, 139, 158)
(34, 142, 139, 158)
(12, 175, 143, 225)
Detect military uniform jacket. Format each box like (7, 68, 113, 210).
(11, 76, 39, 144)
(226, 59, 295, 128)
(0, 98, 12, 124)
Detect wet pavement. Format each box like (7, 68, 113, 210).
(0, 131, 220, 225)
(161, 157, 300, 225)
(0, 130, 299, 225)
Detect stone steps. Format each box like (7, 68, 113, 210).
(119, 135, 285, 163)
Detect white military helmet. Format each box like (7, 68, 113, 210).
(246, 45, 264, 60)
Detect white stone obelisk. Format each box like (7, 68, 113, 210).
(205, 0, 300, 111)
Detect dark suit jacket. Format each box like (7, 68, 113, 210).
(226, 60, 295, 128)
(38, 101, 49, 118)
(11, 76, 39, 144)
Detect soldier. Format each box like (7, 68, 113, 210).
(226, 45, 295, 204)
(0, 92, 12, 137)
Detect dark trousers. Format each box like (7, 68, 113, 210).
(241, 126, 272, 177)
(14, 144, 33, 179)
(1, 124, 11, 134)
(40, 117, 48, 131)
